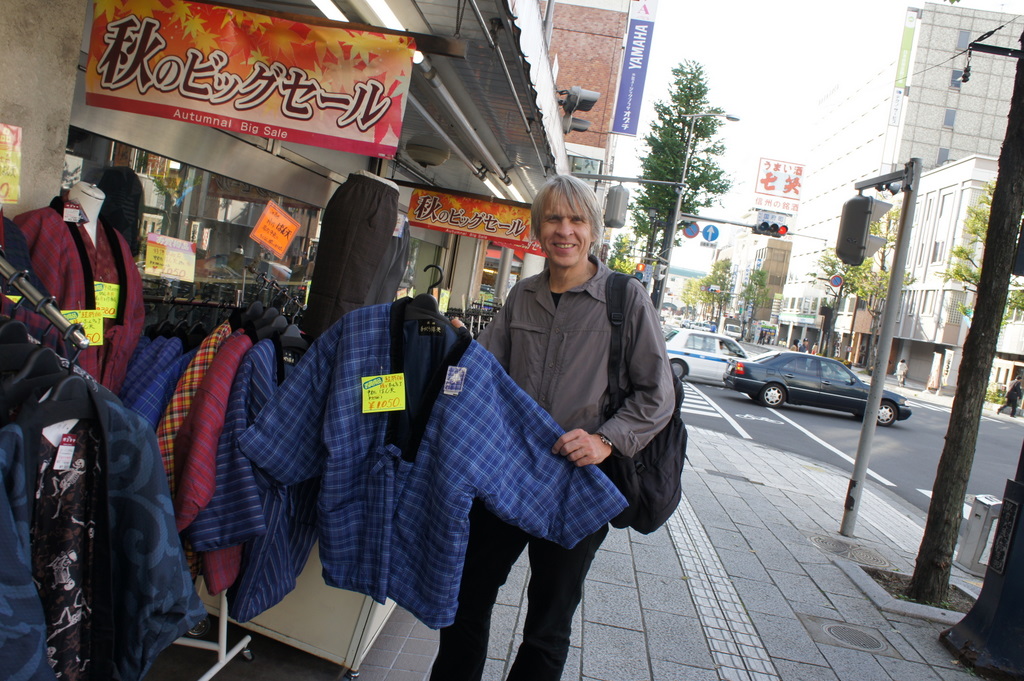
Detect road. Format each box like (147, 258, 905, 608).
(678, 376, 1024, 515)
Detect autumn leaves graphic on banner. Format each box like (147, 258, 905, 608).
(86, 0, 416, 157)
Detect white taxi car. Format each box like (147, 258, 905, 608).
(664, 328, 749, 383)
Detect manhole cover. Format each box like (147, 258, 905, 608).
(808, 535, 891, 568)
(822, 623, 888, 652)
(797, 614, 902, 659)
(810, 535, 856, 554)
(846, 546, 891, 568)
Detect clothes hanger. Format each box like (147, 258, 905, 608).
(406, 265, 446, 322)
(279, 322, 308, 351)
(257, 314, 288, 341)
(0, 319, 28, 345)
(0, 347, 68, 418)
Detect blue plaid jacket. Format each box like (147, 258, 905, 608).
(239, 299, 626, 628)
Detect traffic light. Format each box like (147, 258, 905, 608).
(559, 86, 600, 134)
(754, 221, 788, 237)
(604, 184, 629, 228)
(836, 195, 893, 265)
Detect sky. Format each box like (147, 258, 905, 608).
(611, 0, 1024, 272)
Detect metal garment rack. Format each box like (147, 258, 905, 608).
(0, 249, 91, 355)
(173, 590, 253, 681)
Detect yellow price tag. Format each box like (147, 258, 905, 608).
(361, 373, 406, 413)
(94, 282, 120, 318)
(4, 294, 21, 304)
(62, 310, 105, 347)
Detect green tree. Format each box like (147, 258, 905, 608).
(909, 31, 1024, 608)
(847, 209, 911, 367)
(698, 259, 732, 323)
(942, 181, 1024, 317)
(628, 62, 732, 255)
(606, 233, 639, 275)
(814, 252, 859, 357)
(739, 269, 771, 318)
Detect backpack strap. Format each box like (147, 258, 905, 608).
(605, 272, 629, 417)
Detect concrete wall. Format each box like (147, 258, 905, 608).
(1, 0, 87, 217)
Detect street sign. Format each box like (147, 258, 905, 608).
(682, 222, 700, 238)
(829, 274, 844, 288)
(702, 224, 720, 242)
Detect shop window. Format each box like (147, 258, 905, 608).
(64, 128, 321, 319)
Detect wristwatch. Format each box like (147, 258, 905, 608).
(596, 433, 613, 449)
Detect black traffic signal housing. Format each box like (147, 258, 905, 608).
(836, 195, 893, 265)
(754, 221, 788, 237)
(559, 86, 600, 134)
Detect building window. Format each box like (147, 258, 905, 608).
(937, 147, 950, 165)
(950, 69, 963, 89)
(943, 108, 956, 128)
(932, 240, 945, 263)
(957, 30, 971, 50)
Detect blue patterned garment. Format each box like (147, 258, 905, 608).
(124, 345, 196, 429)
(239, 299, 627, 629)
(221, 339, 320, 622)
(119, 334, 163, 402)
(0, 392, 205, 681)
(0, 426, 52, 681)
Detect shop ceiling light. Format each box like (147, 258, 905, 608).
(311, 0, 348, 21)
(364, 0, 404, 30)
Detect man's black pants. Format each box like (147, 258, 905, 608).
(430, 502, 609, 681)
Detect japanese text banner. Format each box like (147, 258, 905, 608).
(85, 0, 415, 157)
(408, 188, 544, 255)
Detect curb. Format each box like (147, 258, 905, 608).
(834, 557, 965, 626)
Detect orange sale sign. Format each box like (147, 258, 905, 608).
(250, 200, 301, 259)
(85, 0, 415, 157)
(407, 188, 543, 255)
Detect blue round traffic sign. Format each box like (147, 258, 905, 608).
(829, 274, 844, 288)
(682, 222, 700, 239)
(702, 224, 720, 242)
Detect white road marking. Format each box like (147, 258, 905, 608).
(685, 382, 752, 439)
(917, 489, 972, 518)
(767, 408, 896, 487)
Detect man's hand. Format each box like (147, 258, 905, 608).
(552, 429, 613, 467)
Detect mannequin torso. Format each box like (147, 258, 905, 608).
(66, 182, 106, 246)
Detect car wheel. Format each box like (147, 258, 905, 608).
(757, 383, 787, 407)
(877, 400, 898, 426)
(671, 359, 689, 380)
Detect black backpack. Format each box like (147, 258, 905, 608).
(598, 273, 688, 534)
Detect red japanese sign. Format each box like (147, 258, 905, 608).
(753, 158, 804, 214)
(84, 0, 415, 157)
(407, 188, 545, 255)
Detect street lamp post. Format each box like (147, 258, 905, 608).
(651, 112, 739, 312)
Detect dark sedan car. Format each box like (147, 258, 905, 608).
(723, 351, 912, 426)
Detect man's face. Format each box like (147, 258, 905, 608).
(537, 196, 594, 276)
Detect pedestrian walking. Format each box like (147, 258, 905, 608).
(895, 359, 909, 387)
(997, 374, 1023, 416)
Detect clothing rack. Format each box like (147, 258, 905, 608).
(0, 248, 91, 353)
(174, 590, 253, 681)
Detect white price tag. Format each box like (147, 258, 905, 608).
(54, 434, 77, 471)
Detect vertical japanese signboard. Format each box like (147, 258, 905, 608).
(753, 158, 803, 214)
(890, 10, 918, 127)
(84, 0, 415, 157)
(407, 187, 544, 256)
(611, 0, 658, 136)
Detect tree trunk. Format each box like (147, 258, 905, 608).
(908, 33, 1024, 604)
